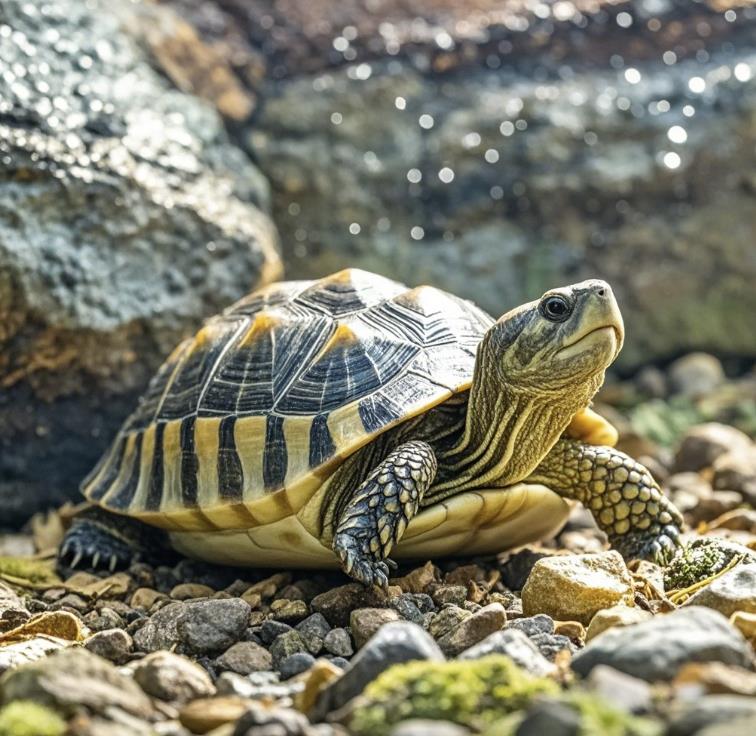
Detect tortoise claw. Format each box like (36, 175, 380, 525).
(334, 544, 391, 590)
(611, 523, 683, 567)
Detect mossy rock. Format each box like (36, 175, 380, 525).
(349, 655, 559, 736)
(0, 701, 66, 736)
(0, 557, 59, 586)
(664, 537, 756, 591)
(483, 692, 663, 736)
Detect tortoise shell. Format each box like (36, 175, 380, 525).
(83, 269, 493, 531)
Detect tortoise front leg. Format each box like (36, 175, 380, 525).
(528, 439, 683, 564)
(333, 441, 437, 588)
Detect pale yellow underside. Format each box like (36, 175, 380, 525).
(167, 483, 570, 569)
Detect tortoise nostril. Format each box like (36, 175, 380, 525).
(596, 287, 606, 297)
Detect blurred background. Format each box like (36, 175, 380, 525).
(1, 0, 755, 526)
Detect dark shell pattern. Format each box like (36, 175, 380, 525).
(83, 269, 493, 530)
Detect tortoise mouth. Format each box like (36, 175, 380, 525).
(557, 324, 620, 360)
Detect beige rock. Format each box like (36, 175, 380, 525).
(674, 661, 756, 697)
(170, 583, 215, 600)
(730, 611, 756, 644)
(179, 696, 253, 734)
(132, 650, 215, 703)
(674, 423, 751, 473)
(586, 605, 653, 641)
(131, 587, 168, 610)
(554, 620, 586, 645)
(521, 551, 635, 626)
(393, 561, 439, 593)
(350, 608, 400, 649)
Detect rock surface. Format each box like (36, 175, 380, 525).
(0, 0, 279, 523)
(684, 563, 756, 617)
(521, 551, 635, 625)
(572, 606, 755, 681)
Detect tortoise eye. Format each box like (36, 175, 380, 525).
(540, 295, 571, 322)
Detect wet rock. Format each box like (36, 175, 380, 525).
(312, 621, 444, 718)
(84, 628, 133, 664)
(175, 598, 251, 655)
(674, 424, 752, 473)
(0, 0, 279, 524)
(572, 607, 755, 681)
(323, 628, 354, 658)
(667, 695, 756, 736)
(0, 648, 152, 717)
(585, 606, 653, 642)
(436, 603, 506, 657)
(458, 629, 556, 677)
(350, 608, 401, 649)
(521, 552, 635, 626)
(668, 353, 726, 398)
(279, 652, 316, 679)
(684, 563, 756, 617)
(132, 650, 215, 703)
(216, 641, 273, 674)
(586, 665, 653, 713)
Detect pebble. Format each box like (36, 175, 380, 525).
(674, 661, 756, 697)
(170, 583, 215, 600)
(270, 599, 309, 623)
(311, 583, 396, 627)
(521, 551, 635, 625)
(458, 628, 556, 677)
(84, 628, 133, 664)
(350, 607, 401, 649)
(514, 699, 582, 736)
(674, 423, 751, 473)
(435, 603, 506, 657)
(175, 598, 251, 655)
(0, 583, 29, 631)
(585, 605, 653, 642)
(295, 613, 330, 654)
(132, 650, 215, 703)
(667, 695, 756, 736)
(215, 640, 273, 674)
(232, 702, 312, 736)
(668, 353, 725, 398)
(684, 563, 756, 617)
(500, 549, 554, 591)
(713, 446, 756, 502)
(507, 614, 554, 637)
(279, 651, 316, 679)
(392, 562, 439, 593)
(261, 619, 293, 644)
(572, 606, 755, 681)
(270, 630, 309, 667)
(312, 621, 444, 718)
(323, 627, 354, 657)
(430, 585, 468, 607)
(179, 695, 254, 734)
(586, 665, 652, 713)
(390, 594, 425, 624)
(428, 605, 472, 639)
(1, 647, 153, 718)
(390, 720, 470, 736)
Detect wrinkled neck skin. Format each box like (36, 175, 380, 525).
(432, 338, 604, 495)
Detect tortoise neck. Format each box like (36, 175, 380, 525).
(433, 343, 602, 495)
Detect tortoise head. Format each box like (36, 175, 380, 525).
(486, 279, 624, 395)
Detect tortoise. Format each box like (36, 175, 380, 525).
(60, 269, 683, 586)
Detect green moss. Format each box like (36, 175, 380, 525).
(0, 701, 66, 736)
(664, 537, 756, 591)
(483, 692, 663, 736)
(0, 557, 59, 585)
(628, 397, 703, 447)
(349, 656, 559, 736)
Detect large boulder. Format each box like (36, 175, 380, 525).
(0, 0, 280, 524)
(241, 0, 756, 368)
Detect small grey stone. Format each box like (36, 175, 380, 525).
(132, 601, 187, 652)
(428, 605, 471, 640)
(431, 585, 468, 607)
(507, 614, 555, 637)
(668, 695, 756, 736)
(270, 630, 309, 667)
(530, 633, 577, 661)
(327, 656, 350, 670)
(233, 702, 311, 736)
(458, 629, 555, 677)
(132, 650, 215, 704)
(572, 607, 755, 681)
(515, 699, 582, 736)
(175, 598, 251, 655)
(296, 613, 331, 654)
(684, 563, 756, 617)
(350, 607, 401, 648)
(261, 619, 293, 644)
(391, 595, 425, 624)
(216, 671, 281, 698)
(279, 652, 316, 679)
(323, 627, 354, 657)
(84, 628, 133, 664)
(313, 621, 444, 718)
(216, 641, 273, 674)
(436, 603, 506, 657)
(585, 665, 653, 714)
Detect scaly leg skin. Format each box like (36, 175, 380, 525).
(529, 439, 684, 565)
(333, 441, 437, 589)
(59, 506, 166, 572)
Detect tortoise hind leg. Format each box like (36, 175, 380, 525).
(333, 441, 437, 588)
(59, 506, 167, 572)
